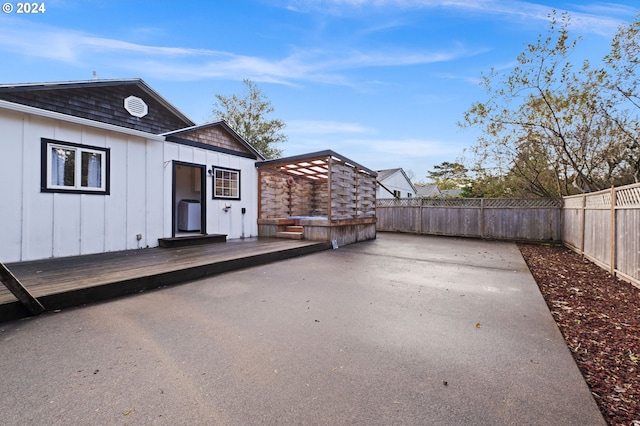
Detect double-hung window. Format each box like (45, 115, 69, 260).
(212, 166, 240, 199)
(41, 138, 110, 194)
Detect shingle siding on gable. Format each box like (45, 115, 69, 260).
(176, 127, 254, 155)
(0, 85, 190, 134)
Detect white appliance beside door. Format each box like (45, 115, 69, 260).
(178, 199, 201, 232)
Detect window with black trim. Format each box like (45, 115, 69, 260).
(41, 138, 110, 194)
(212, 166, 240, 199)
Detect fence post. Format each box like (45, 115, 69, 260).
(480, 198, 485, 238)
(580, 194, 586, 255)
(419, 198, 424, 235)
(610, 186, 616, 275)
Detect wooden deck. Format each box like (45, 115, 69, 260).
(0, 238, 332, 323)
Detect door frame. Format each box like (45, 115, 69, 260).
(171, 161, 207, 237)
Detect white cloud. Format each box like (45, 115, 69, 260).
(285, 0, 628, 35)
(570, 3, 638, 18)
(0, 16, 477, 85)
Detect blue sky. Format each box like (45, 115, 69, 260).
(0, 0, 637, 181)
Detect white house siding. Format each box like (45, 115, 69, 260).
(161, 141, 258, 240)
(209, 150, 258, 239)
(1, 105, 259, 263)
(146, 134, 165, 251)
(377, 170, 416, 199)
(1, 108, 26, 262)
(0, 108, 165, 262)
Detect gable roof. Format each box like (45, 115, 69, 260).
(441, 188, 463, 197)
(0, 78, 195, 134)
(376, 168, 417, 193)
(376, 168, 401, 181)
(415, 184, 442, 197)
(0, 98, 166, 142)
(162, 120, 265, 160)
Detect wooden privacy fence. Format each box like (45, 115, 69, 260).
(376, 197, 562, 242)
(563, 182, 640, 288)
(377, 182, 639, 288)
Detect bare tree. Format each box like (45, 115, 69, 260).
(460, 12, 638, 196)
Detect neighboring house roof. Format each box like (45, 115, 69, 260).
(376, 168, 400, 181)
(0, 78, 195, 134)
(415, 184, 442, 197)
(441, 188, 462, 197)
(162, 120, 265, 160)
(376, 168, 418, 193)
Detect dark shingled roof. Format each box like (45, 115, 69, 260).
(0, 78, 195, 134)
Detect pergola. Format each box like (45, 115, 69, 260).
(256, 150, 377, 245)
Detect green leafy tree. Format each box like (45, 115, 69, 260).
(213, 79, 287, 159)
(461, 168, 514, 198)
(426, 161, 469, 190)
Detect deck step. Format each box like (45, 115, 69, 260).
(275, 231, 304, 240)
(0, 239, 334, 324)
(158, 234, 227, 248)
(285, 226, 304, 233)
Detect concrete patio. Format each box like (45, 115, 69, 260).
(0, 232, 604, 425)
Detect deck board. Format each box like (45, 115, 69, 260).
(0, 238, 331, 310)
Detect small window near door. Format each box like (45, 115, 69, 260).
(212, 166, 240, 199)
(41, 138, 110, 194)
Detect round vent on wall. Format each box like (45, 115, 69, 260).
(124, 95, 148, 118)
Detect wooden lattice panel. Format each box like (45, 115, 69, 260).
(260, 172, 289, 218)
(377, 198, 421, 207)
(377, 197, 562, 208)
(562, 183, 640, 210)
(331, 162, 357, 219)
(289, 178, 314, 216)
(563, 196, 584, 209)
(585, 192, 612, 209)
(423, 198, 482, 207)
(329, 163, 377, 219)
(356, 173, 376, 217)
(312, 180, 329, 215)
(484, 198, 562, 208)
(616, 183, 640, 208)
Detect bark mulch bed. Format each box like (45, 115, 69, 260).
(518, 243, 639, 426)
